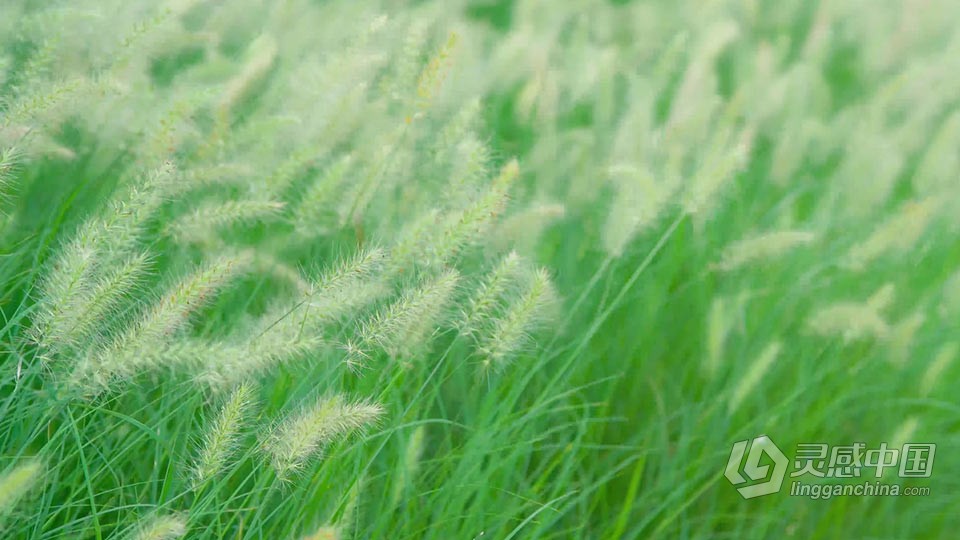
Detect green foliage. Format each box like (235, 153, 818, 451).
(1, 0, 959, 538)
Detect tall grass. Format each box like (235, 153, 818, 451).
(1, 0, 959, 538)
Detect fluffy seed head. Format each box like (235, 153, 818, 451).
(716, 230, 816, 271)
(294, 154, 354, 235)
(204, 247, 390, 387)
(728, 341, 782, 414)
(33, 163, 175, 353)
(265, 396, 383, 479)
(490, 202, 565, 253)
(0, 146, 20, 189)
(219, 35, 278, 121)
(889, 417, 919, 453)
(479, 267, 557, 370)
(43, 251, 149, 356)
(887, 311, 926, 366)
(307, 247, 389, 324)
(72, 253, 250, 394)
(604, 165, 675, 256)
(124, 514, 187, 540)
(414, 32, 458, 113)
(191, 383, 255, 488)
(807, 295, 892, 342)
(459, 251, 523, 338)
(303, 526, 340, 540)
(167, 199, 286, 244)
(391, 425, 426, 507)
(844, 198, 938, 271)
(351, 269, 460, 365)
(681, 126, 752, 219)
(442, 135, 491, 206)
(914, 111, 960, 195)
(391, 159, 519, 271)
(0, 459, 43, 522)
(920, 342, 957, 397)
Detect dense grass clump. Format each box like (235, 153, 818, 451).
(1, 0, 959, 538)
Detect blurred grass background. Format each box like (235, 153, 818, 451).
(2, 0, 959, 538)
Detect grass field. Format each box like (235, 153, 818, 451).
(1, 1, 959, 538)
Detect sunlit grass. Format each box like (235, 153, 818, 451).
(2, 0, 959, 538)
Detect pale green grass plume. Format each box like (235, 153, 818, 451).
(124, 514, 187, 540)
(843, 199, 939, 271)
(1, 0, 960, 538)
(71, 253, 250, 393)
(728, 341, 782, 414)
(0, 146, 20, 191)
(459, 251, 523, 338)
(478, 267, 557, 371)
(0, 459, 43, 527)
(190, 383, 255, 488)
(920, 342, 958, 397)
(806, 284, 896, 342)
(391, 159, 519, 271)
(604, 165, 674, 257)
(715, 230, 816, 271)
(31, 163, 176, 354)
(42, 250, 150, 357)
(294, 154, 355, 235)
(166, 199, 286, 244)
(265, 396, 383, 479)
(347, 269, 460, 366)
(887, 311, 926, 366)
(391, 425, 426, 508)
(704, 293, 750, 376)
